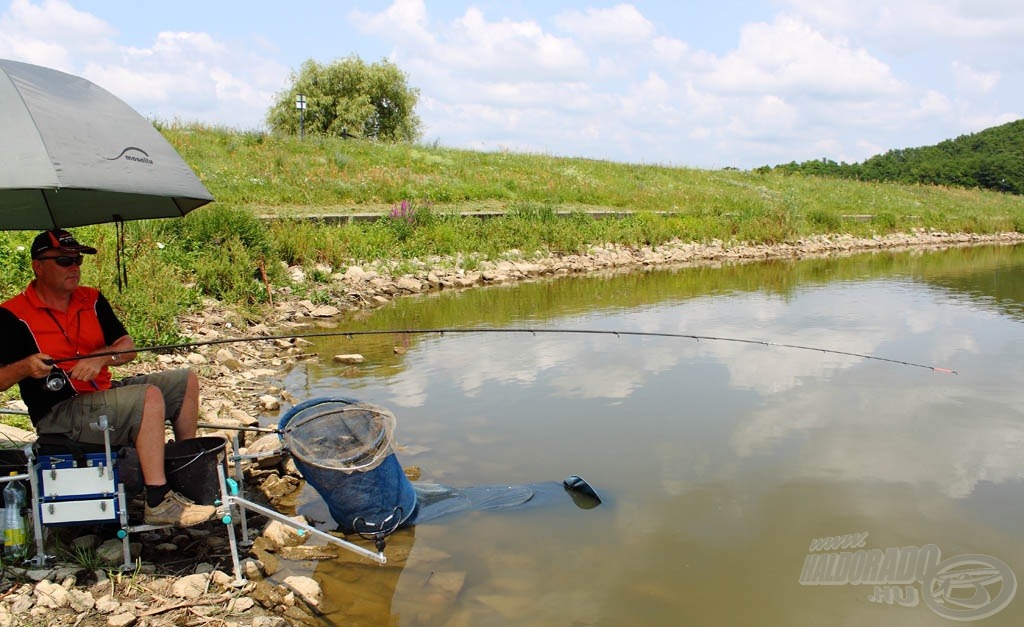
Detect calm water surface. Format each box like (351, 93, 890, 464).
(272, 244, 1024, 626)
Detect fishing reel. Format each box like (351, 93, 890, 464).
(44, 363, 67, 392)
(352, 506, 405, 553)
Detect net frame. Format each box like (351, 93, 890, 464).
(281, 401, 397, 474)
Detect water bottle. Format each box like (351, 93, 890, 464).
(3, 472, 28, 561)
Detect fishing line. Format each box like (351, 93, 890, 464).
(46, 327, 958, 374)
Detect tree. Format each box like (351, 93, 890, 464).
(266, 57, 421, 142)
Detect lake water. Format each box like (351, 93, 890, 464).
(273, 243, 1024, 626)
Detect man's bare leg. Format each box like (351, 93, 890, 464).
(173, 370, 200, 441)
(135, 385, 168, 486)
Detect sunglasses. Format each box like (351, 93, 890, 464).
(37, 255, 85, 267)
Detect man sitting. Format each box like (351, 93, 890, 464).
(0, 229, 216, 527)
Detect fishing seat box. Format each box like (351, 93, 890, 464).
(33, 436, 122, 526)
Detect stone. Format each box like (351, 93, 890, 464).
(171, 573, 210, 599)
(252, 546, 280, 576)
(71, 532, 97, 549)
(396, 277, 422, 292)
(243, 558, 265, 580)
(215, 348, 243, 371)
(24, 569, 53, 582)
(251, 580, 286, 608)
(310, 305, 340, 317)
(230, 408, 259, 427)
(211, 570, 234, 588)
(106, 612, 137, 627)
(9, 592, 34, 613)
(34, 579, 69, 608)
(186, 352, 208, 364)
(228, 596, 255, 613)
(259, 395, 281, 411)
(283, 575, 322, 608)
(0, 423, 35, 444)
(332, 353, 365, 364)
(251, 616, 290, 627)
(94, 594, 121, 614)
(67, 588, 96, 612)
(283, 457, 300, 477)
(260, 474, 303, 509)
(262, 517, 310, 549)
(278, 545, 338, 561)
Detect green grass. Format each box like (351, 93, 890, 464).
(163, 122, 1024, 229)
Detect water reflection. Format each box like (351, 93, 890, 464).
(277, 243, 1024, 625)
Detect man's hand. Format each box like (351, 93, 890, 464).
(68, 355, 106, 383)
(0, 353, 53, 392)
(23, 353, 55, 379)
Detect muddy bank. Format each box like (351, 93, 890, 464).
(2, 229, 1022, 626)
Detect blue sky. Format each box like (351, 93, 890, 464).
(1, 0, 1020, 169)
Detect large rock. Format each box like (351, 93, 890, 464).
(106, 612, 137, 627)
(262, 517, 310, 549)
(171, 573, 210, 600)
(214, 348, 243, 371)
(310, 305, 340, 317)
(395, 277, 423, 292)
(67, 588, 96, 612)
(0, 421, 34, 443)
(283, 575, 322, 608)
(245, 434, 286, 468)
(279, 545, 338, 561)
(33, 580, 68, 609)
(342, 266, 370, 282)
(229, 408, 260, 427)
(332, 354, 364, 364)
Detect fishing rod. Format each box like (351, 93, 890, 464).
(44, 327, 958, 374)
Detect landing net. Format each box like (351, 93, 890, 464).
(279, 399, 396, 474)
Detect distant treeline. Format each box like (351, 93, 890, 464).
(761, 119, 1024, 195)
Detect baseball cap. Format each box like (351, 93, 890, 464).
(30, 229, 98, 259)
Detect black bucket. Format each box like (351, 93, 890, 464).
(165, 437, 227, 505)
(0, 449, 27, 476)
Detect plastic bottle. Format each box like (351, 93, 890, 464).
(3, 472, 28, 561)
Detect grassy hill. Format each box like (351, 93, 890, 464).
(164, 122, 1024, 220)
(767, 119, 1024, 194)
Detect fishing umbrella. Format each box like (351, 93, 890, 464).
(0, 58, 213, 230)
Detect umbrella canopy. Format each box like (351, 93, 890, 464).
(0, 58, 213, 230)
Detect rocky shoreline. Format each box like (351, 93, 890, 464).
(2, 229, 1022, 626)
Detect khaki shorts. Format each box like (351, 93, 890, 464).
(35, 369, 191, 448)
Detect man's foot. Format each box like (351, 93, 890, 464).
(144, 490, 217, 527)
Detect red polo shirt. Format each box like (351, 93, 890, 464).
(1, 283, 126, 393)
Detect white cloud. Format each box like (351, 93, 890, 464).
(916, 89, 954, 117)
(0, 0, 114, 69)
(554, 3, 656, 45)
(783, 0, 1024, 51)
(358, 2, 589, 83)
(951, 60, 1000, 93)
(0, 1, 289, 129)
(705, 16, 905, 98)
